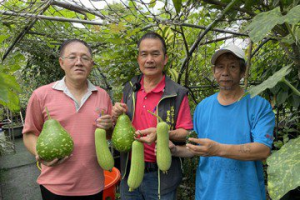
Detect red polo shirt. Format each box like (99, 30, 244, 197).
(131, 75, 193, 162)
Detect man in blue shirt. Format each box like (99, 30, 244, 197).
(170, 44, 275, 200)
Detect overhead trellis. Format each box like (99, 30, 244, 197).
(0, 0, 297, 106)
(0, 0, 249, 61)
(0, 0, 255, 104)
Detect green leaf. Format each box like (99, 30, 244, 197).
(273, 140, 283, 149)
(246, 64, 292, 98)
(0, 35, 9, 43)
(172, 0, 182, 14)
(291, 95, 300, 108)
(149, 0, 156, 8)
(267, 137, 300, 200)
(283, 5, 300, 25)
(0, 90, 20, 112)
(0, 73, 21, 112)
(109, 23, 126, 34)
(246, 6, 300, 43)
(277, 90, 289, 105)
(0, 73, 21, 92)
(281, 34, 295, 44)
(246, 7, 283, 42)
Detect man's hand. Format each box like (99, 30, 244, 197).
(95, 114, 113, 130)
(134, 127, 157, 145)
(112, 103, 127, 122)
(168, 140, 177, 155)
(186, 138, 222, 157)
(36, 155, 71, 167)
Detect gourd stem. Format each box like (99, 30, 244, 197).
(45, 107, 51, 120)
(147, 110, 163, 122)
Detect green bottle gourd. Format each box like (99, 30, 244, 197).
(111, 113, 135, 152)
(95, 128, 114, 171)
(36, 107, 74, 161)
(127, 140, 144, 192)
(156, 121, 172, 174)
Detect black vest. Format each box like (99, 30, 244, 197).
(120, 75, 189, 195)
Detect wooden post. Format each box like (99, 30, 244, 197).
(244, 40, 253, 89)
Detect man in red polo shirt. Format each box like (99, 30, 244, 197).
(23, 39, 113, 200)
(112, 32, 193, 200)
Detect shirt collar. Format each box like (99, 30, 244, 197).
(140, 75, 165, 93)
(52, 76, 98, 92)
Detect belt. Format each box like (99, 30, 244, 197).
(127, 161, 158, 174)
(144, 161, 158, 173)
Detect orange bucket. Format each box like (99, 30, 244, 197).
(103, 167, 121, 200)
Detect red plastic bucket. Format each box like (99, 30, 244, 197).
(103, 167, 121, 200)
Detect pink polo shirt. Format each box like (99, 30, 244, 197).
(23, 79, 112, 196)
(132, 75, 193, 162)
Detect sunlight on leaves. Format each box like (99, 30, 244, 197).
(267, 137, 300, 200)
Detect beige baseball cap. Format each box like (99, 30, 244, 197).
(211, 44, 245, 65)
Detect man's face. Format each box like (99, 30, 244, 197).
(213, 53, 244, 90)
(137, 38, 168, 78)
(59, 42, 93, 82)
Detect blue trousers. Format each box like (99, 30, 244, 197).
(120, 171, 177, 200)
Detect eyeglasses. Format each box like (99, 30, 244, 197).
(61, 55, 92, 64)
(214, 64, 240, 73)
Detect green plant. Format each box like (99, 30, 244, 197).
(274, 111, 300, 149)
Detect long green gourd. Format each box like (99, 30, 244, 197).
(95, 128, 114, 171)
(127, 140, 144, 191)
(147, 110, 172, 174)
(156, 121, 172, 174)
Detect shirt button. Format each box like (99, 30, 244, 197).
(143, 105, 145, 108)
(145, 97, 147, 99)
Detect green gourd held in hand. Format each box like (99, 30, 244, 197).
(147, 110, 172, 174)
(95, 128, 114, 171)
(127, 140, 144, 192)
(112, 113, 135, 152)
(36, 107, 74, 161)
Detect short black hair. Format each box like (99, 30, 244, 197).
(137, 32, 167, 55)
(59, 39, 92, 57)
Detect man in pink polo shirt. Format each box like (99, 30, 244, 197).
(23, 39, 113, 200)
(112, 32, 193, 200)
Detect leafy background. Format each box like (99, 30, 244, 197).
(0, 0, 299, 199)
